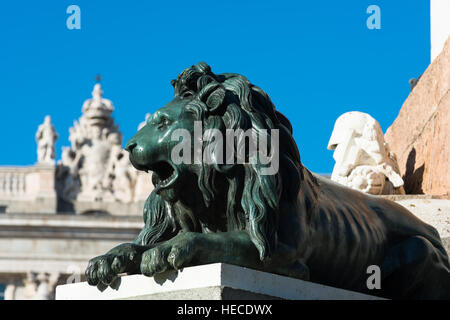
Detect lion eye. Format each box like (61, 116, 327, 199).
(157, 117, 171, 130)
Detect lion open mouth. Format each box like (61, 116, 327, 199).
(150, 161, 178, 190)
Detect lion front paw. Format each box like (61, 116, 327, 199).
(140, 232, 199, 277)
(85, 243, 142, 290)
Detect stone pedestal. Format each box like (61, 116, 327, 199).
(391, 196, 450, 255)
(55, 263, 384, 300)
(27, 164, 57, 214)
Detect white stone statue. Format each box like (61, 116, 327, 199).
(21, 272, 38, 300)
(34, 272, 60, 300)
(4, 272, 60, 300)
(327, 111, 405, 195)
(36, 116, 58, 165)
(57, 83, 137, 203)
(104, 144, 136, 203)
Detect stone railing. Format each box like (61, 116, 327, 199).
(0, 167, 31, 199)
(0, 165, 150, 215)
(0, 165, 57, 213)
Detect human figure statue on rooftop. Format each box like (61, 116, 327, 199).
(36, 116, 58, 165)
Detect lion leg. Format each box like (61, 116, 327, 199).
(261, 241, 310, 280)
(189, 231, 310, 281)
(380, 236, 450, 299)
(140, 231, 265, 277)
(269, 260, 310, 281)
(139, 231, 310, 281)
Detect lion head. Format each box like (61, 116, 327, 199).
(125, 62, 303, 262)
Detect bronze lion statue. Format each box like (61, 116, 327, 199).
(86, 62, 450, 299)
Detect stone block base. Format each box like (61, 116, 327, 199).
(56, 263, 383, 300)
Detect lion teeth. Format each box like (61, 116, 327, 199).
(157, 172, 176, 187)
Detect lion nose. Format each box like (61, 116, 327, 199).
(125, 141, 137, 153)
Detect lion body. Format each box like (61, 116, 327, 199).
(292, 172, 448, 293)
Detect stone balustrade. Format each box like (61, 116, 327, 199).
(0, 167, 31, 199)
(0, 165, 57, 213)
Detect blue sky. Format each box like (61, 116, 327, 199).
(0, 0, 430, 173)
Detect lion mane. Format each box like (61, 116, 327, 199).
(134, 62, 311, 262)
